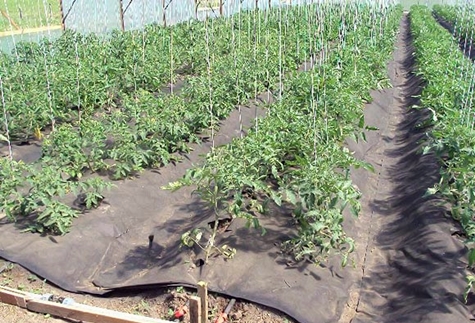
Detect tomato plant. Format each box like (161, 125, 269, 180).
(1, 3, 354, 235)
(410, 5, 475, 301)
(167, 3, 402, 265)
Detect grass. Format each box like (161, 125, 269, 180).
(0, 0, 61, 32)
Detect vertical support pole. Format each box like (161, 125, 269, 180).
(170, 27, 173, 93)
(162, 0, 167, 27)
(255, 0, 258, 11)
(195, 0, 198, 20)
(189, 296, 202, 323)
(197, 282, 208, 323)
(268, 0, 271, 10)
(59, 0, 65, 30)
(0, 10, 20, 30)
(119, 0, 125, 31)
(219, 0, 223, 16)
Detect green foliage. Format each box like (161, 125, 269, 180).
(0, 0, 61, 32)
(75, 177, 113, 210)
(0, 4, 343, 235)
(465, 274, 475, 304)
(411, 5, 475, 300)
(32, 200, 78, 235)
(433, 4, 475, 41)
(411, 6, 475, 242)
(0, 2, 404, 268)
(0, 157, 112, 235)
(166, 153, 248, 262)
(168, 3, 403, 265)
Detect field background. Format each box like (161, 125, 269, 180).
(0, 0, 61, 32)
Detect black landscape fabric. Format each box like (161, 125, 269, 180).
(0, 15, 473, 323)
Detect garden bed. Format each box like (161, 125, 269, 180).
(0, 3, 402, 323)
(2, 3, 475, 323)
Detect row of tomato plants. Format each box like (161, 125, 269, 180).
(39, 4, 346, 181)
(0, 8, 306, 141)
(0, 4, 345, 235)
(433, 4, 475, 43)
(167, 4, 403, 265)
(409, 7, 475, 271)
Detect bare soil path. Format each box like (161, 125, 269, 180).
(344, 13, 473, 323)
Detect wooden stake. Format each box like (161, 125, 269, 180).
(197, 282, 208, 323)
(119, 0, 125, 31)
(59, 0, 65, 30)
(162, 0, 167, 27)
(0, 10, 20, 30)
(189, 296, 201, 323)
(195, 0, 198, 20)
(219, 0, 223, 16)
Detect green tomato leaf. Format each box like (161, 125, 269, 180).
(271, 191, 282, 207)
(284, 189, 297, 205)
(468, 248, 475, 267)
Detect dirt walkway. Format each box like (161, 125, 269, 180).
(342, 13, 473, 323)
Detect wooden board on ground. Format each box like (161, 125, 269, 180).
(0, 286, 175, 323)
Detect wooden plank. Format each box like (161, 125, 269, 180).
(189, 296, 201, 323)
(1, 285, 47, 300)
(0, 285, 30, 296)
(26, 299, 173, 323)
(0, 286, 174, 323)
(0, 287, 28, 308)
(197, 281, 208, 323)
